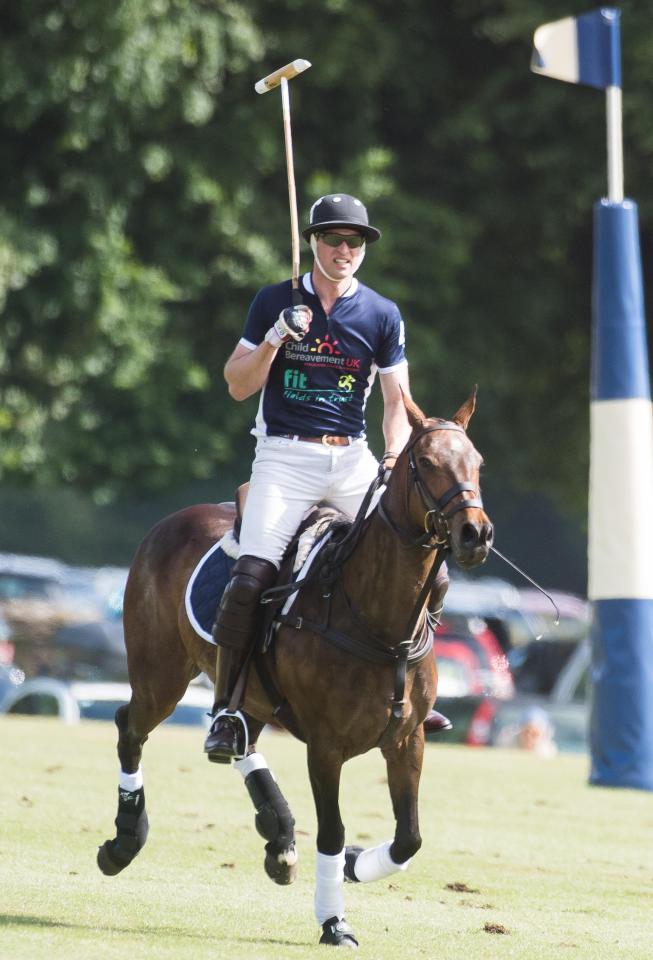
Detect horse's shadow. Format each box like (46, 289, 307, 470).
(0, 913, 308, 947)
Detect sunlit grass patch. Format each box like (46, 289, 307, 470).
(1, 716, 652, 959)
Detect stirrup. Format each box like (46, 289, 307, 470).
(205, 708, 249, 762)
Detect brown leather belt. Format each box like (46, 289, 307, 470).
(273, 434, 354, 446)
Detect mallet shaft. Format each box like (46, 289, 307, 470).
(281, 77, 301, 293)
(255, 58, 311, 305)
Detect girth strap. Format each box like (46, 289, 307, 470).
(274, 612, 433, 720)
(274, 612, 433, 668)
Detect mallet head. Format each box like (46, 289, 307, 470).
(255, 59, 311, 94)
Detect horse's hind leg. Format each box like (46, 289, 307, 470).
(235, 721, 298, 886)
(345, 727, 424, 884)
(97, 701, 150, 876)
(97, 662, 197, 877)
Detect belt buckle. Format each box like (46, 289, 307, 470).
(321, 435, 330, 446)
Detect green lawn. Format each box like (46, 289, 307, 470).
(1, 715, 652, 959)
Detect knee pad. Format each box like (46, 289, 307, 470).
(221, 556, 277, 610)
(214, 556, 277, 647)
(244, 768, 295, 850)
(226, 574, 265, 609)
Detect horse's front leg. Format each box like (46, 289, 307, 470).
(307, 744, 358, 949)
(234, 721, 298, 886)
(345, 726, 424, 884)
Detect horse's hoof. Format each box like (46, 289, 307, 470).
(264, 844, 298, 885)
(97, 841, 127, 876)
(343, 846, 363, 883)
(319, 917, 358, 949)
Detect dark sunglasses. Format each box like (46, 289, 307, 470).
(317, 232, 366, 249)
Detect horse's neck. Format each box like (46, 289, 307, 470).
(341, 510, 434, 642)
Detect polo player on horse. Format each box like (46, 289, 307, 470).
(204, 193, 450, 763)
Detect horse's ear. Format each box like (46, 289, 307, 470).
(402, 389, 428, 430)
(451, 386, 477, 431)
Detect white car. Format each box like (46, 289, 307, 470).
(0, 671, 213, 728)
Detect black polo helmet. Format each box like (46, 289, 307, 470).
(302, 194, 381, 243)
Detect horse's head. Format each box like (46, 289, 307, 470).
(387, 388, 493, 569)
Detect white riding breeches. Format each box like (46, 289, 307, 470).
(237, 436, 380, 567)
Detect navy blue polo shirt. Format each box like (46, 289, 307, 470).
(240, 273, 407, 438)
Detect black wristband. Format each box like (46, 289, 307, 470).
(381, 451, 399, 462)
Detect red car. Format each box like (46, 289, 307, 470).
(430, 614, 514, 745)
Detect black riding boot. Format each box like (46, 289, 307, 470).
(425, 565, 453, 734)
(204, 555, 277, 764)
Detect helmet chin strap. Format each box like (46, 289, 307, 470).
(309, 235, 366, 282)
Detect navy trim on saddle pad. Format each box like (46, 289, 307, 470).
(185, 540, 236, 643)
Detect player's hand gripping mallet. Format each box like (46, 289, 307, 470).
(255, 59, 311, 307)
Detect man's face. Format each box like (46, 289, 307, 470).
(314, 229, 365, 282)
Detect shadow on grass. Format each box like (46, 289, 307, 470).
(0, 914, 308, 947)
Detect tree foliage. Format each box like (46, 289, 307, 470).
(1, 0, 652, 530)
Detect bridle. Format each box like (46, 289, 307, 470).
(377, 422, 484, 549)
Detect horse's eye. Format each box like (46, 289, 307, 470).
(418, 456, 435, 471)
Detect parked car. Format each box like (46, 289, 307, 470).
(0, 553, 104, 673)
(34, 619, 129, 681)
(445, 576, 590, 657)
(506, 588, 590, 695)
(0, 554, 131, 679)
(488, 637, 591, 753)
(0, 552, 100, 617)
(0, 660, 26, 703)
(430, 614, 514, 745)
(0, 671, 213, 727)
(0, 609, 14, 666)
(427, 575, 591, 747)
(66, 565, 129, 621)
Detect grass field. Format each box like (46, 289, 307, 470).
(2, 715, 652, 959)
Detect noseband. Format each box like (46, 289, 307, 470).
(378, 422, 484, 549)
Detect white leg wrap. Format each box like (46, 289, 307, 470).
(234, 752, 269, 779)
(315, 849, 346, 924)
(119, 766, 143, 792)
(354, 840, 411, 883)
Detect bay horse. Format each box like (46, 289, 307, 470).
(97, 390, 493, 948)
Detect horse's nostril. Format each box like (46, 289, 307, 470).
(461, 522, 479, 546)
(460, 521, 493, 551)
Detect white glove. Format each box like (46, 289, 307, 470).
(265, 306, 312, 348)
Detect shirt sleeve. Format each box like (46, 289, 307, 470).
(241, 289, 271, 348)
(376, 304, 407, 373)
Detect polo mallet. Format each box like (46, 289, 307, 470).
(255, 59, 311, 307)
